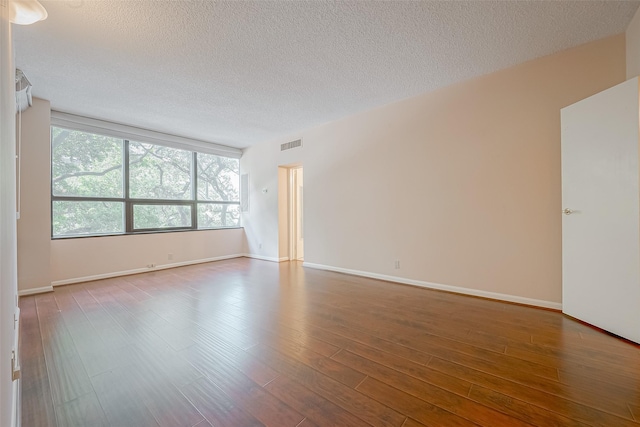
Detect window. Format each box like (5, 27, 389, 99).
(51, 126, 240, 238)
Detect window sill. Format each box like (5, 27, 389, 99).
(51, 226, 244, 240)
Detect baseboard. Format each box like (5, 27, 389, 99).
(50, 254, 245, 287)
(243, 254, 289, 263)
(302, 262, 562, 310)
(18, 285, 53, 296)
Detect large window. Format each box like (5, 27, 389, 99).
(51, 126, 240, 238)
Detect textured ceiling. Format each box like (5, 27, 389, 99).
(13, 1, 640, 149)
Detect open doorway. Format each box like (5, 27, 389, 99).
(289, 167, 304, 261)
(277, 165, 304, 262)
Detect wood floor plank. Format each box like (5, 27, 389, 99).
(192, 419, 213, 427)
(255, 331, 366, 388)
(335, 349, 532, 427)
(246, 343, 407, 427)
(402, 418, 430, 427)
(55, 391, 109, 427)
(467, 384, 590, 427)
(45, 353, 94, 406)
(335, 340, 471, 396)
(630, 404, 640, 422)
(188, 328, 279, 387)
(134, 342, 204, 389)
(506, 338, 640, 376)
(427, 357, 640, 427)
(312, 321, 434, 366)
(264, 375, 371, 427)
(20, 295, 57, 427)
(136, 365, 205, 427)
(182, 344, 305, 426)
(91, 365, 161, 427)
(20, 259, 640, 427)
(35, 293, 94, 406)
(54, 288, 90, 325)
(180, 376, 265, 427)
(355, 377, 480, 427)
(291, 299, 562, 383)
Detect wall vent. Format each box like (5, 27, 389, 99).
(281, 139, 302, 151)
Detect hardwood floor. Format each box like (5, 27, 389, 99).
(19, 258, 640, 427)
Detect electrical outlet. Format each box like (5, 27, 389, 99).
(259, 243, 262, 249)
(394, 260, 400, 269)
(168, 253, 173, 260)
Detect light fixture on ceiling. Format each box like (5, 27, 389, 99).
(10, 0, 48, 25)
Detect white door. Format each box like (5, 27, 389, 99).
(561, 78, 640, 344)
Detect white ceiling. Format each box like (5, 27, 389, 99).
(13, 1, 640, 149)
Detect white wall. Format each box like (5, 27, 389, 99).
(241, 34, 626, 308)
(242, 142, 301, 261)
(0, 2, 18, 425)
(627, 6, 640, 79)
(17, 98, 51, 293)
(17, 101, 247, 290)
(50, 228, 245, 284)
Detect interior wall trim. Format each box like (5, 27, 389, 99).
(243, 254, 289, 263)
(21, 254, 287, 295)
(302, 261, 562, 310)
(17, 285, 53, 296)
(47, 254, 245, 288)
(50, 111, 242, 158)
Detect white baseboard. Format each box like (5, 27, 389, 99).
(302, 262, 562, 310)
(243, 254, 289, 263)
(50, 254, 245, 287)
(18, 285, 53, 296)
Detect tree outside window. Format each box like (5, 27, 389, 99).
(51, 126, 240, 238)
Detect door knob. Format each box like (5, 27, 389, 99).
(563, 208, 573, 215)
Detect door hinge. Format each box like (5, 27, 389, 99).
(11, 350, 20, 381)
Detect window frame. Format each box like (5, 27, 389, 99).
(51, 126, 241, 239)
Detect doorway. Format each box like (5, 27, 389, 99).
(289, 167, 304, 261)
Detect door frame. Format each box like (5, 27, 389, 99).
(288, 166, 303, 261)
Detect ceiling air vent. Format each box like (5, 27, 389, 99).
(281, 139, 302, 151)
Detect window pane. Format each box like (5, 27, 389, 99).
(198, 204, 240, 228)
(129, 142, 192, 200)
(51, 127, 123, 197)
(197, 153, 239, 201)
(52, 201, 124, 237)
(133, 204, 192, 229)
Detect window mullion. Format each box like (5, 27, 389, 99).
(192, 151, 198, 229)
(124, 140, 132, 233)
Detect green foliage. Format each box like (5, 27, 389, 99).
(197, 152, 239, 201)
(129, 142, 192, 200)
(133, 204, 191, 229)
(52, 201, 123, 236)
(198, 203, 240, 228)
(51, 127, 240, 237)
(51, 127, 123, 197)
